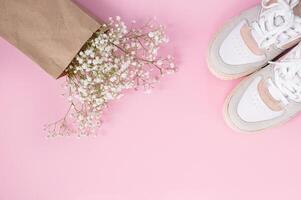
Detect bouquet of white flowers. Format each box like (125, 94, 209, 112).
(0, 0, 176, 137)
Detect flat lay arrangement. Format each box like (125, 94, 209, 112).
(208, 0, 301, 132)
(2, 0, 301, 200)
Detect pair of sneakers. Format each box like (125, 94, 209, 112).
(208, 0, 301, 132)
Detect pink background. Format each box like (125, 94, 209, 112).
(1, 0, 301, 199)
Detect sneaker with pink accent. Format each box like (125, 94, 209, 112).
(224, 43, 301, 132)
(208, 0, 301, 80)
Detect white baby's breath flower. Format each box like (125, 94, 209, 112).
(46, 16, 177, 138)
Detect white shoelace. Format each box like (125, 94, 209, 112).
(268, 47, 301, 105)
(252, 0, 301, 49)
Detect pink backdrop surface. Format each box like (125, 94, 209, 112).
(1, 0, 301, 199)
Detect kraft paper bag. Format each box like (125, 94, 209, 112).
(0, 0, 105, 79)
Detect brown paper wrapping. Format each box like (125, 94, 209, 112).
(0, 0, 105, 79)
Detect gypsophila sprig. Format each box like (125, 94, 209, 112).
(45, 16, 177, 138)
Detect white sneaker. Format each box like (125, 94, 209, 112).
(224, 43, 301, 132)
(208, 0, 301, 80)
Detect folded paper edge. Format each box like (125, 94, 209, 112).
(56, 25, 109, 79)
